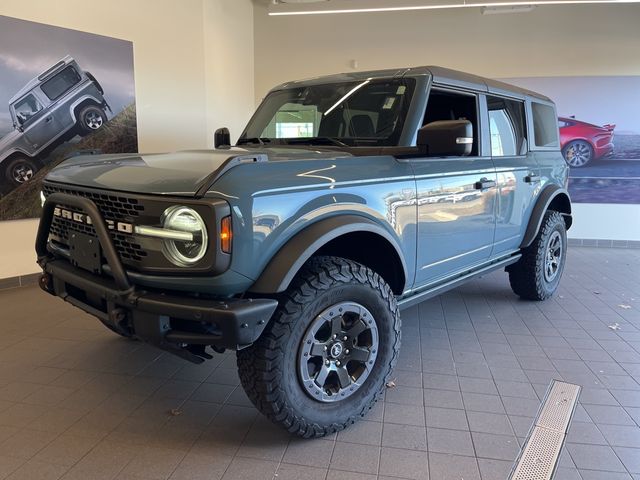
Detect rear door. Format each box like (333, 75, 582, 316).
(411, 87, 497, 287)
(485, 93, 539, 256)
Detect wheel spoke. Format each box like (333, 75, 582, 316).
(330, 315, 342, 336)
(315, 364, 331, 387)
(336, 366, 351, 389)
(310, 342, 326, 357)
(349, 346, 370, 363)
(346, 320, 367, 338)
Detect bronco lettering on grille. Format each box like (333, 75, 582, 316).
(53, 207, 134, 234)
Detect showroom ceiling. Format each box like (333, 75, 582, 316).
(261, 0, 640, 15)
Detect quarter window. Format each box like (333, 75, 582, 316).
(532, 102, 560, 148)
(14, 94, 43, 125)
(41, 66, 82, 101)
(487, 96, 526, 157)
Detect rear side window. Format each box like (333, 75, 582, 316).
(532, 102, 559, 148)
(487, 96, 526, 156)
(41, 66, 82, 101)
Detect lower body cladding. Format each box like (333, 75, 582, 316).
(38, 259, 277, 363)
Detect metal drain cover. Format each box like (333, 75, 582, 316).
(510, 380, 581, 480)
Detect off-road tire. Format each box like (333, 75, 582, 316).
(237, 256, 401, 438)
(77, 105, 107, 135)
(508, 211, 567, 300)
(4, 156, 39, 188)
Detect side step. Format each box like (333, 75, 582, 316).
(509, 380, 581, 480)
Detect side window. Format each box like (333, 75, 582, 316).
(532, 102, 559, 148)
(14, 94, 43, 125)
(487, 96, 526, 157)
(41, 66, 82, 101)
(423, 89, 479, 156)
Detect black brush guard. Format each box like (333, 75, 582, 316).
(36, 192, 277, 363)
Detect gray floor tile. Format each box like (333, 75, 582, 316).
(471, 432, 520, 461)
(428, 452, 480, 480)
(330, 442, 380, 475)
(567, 443, 627, 472)
(379, 446, 429, 479)
(427, 428, 474, 456)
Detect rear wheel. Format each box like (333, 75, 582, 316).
(77, 105, 107, 135)
(237, 256, 401, 438)
(562, 140, 593, 167)
(508, 211, 567, 300)
(4, 156, 39, 188)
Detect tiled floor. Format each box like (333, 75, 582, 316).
(0, 246, 639, 480)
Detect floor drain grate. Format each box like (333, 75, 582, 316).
(509, 380, 581, 480)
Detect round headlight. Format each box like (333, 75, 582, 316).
(162, 206, 208, 266)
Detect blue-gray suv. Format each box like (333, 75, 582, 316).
(36, 66, 572, 437)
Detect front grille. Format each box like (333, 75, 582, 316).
(42, 184, 148, 263)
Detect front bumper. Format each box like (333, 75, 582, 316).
(36, 192, 277, 363)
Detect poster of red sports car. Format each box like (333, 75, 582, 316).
(504, 76, 640, 205)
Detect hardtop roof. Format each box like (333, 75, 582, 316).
(272, 65, 553, 103)
(9, 55, 77, 104)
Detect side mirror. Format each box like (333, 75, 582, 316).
(214, 127, 231, 149)
(417, 120, 473, 157)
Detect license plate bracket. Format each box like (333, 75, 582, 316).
(69, 232, 102, 274)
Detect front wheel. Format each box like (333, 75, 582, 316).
(4, 156, 39, 188)
(508, 210, 567, 300)
(237, 256, 401, 438)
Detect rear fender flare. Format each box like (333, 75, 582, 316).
(520, 185, 572, 248)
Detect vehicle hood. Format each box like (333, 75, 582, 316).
(45, 147, 353, 196)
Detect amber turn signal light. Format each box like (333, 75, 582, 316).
(220, 215, 232, 253)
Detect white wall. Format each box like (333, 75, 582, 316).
(0, 0, 255, 279)
(253, 4, 640, 100)
(254, 3, 640, 242)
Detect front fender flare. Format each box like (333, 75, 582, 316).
(249, 215, 408, 294)
(521, 185, 572, 248)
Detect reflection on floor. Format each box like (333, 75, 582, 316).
(0, 246, 638, 480)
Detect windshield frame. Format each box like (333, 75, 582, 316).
(239, 77, 418, 148)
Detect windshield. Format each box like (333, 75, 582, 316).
(240, 78, 416, 147)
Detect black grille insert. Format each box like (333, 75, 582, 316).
(43, 184, 148, 263)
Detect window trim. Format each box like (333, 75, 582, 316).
(40, 65, 82, 101)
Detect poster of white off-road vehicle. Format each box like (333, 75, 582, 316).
(0, 15, 137, 220)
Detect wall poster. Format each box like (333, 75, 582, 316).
(0, 15, 137, 221)
(504, 76, 640, 205)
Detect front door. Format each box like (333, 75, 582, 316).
(14, 93, 61, 153)
(411, 88, 497, 287)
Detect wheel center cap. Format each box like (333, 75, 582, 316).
(329, 342, 344, 359)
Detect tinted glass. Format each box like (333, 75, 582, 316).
(241, 79, 416, 147)
(487, 96, 526, 156)
(41, 66, 82, 100)
(14, 94, 43, 125)
(532, 102, 559, 147)
(423, 89, 479, 156)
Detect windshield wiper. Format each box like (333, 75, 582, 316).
(286, 137, 349, 147)
(237, 137, 271, 146)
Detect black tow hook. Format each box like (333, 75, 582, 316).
(39, 273, 54, 294)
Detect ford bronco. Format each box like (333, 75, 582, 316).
(0, 56, 109, 188)
(36, 66, 571, 437)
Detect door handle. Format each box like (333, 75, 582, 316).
(45, 116, 53, 123)
(474, 178, 496, 190)
(524, 173, 540, 183)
